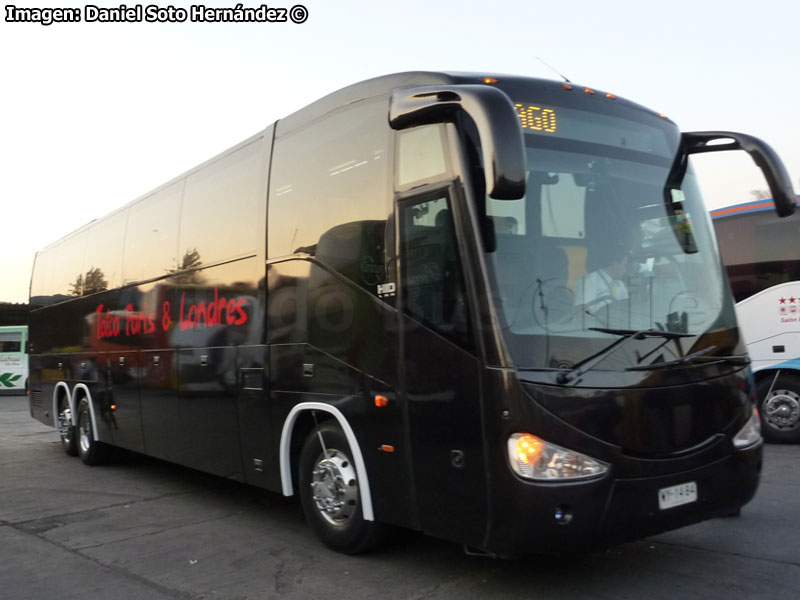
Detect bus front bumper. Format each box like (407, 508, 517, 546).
(484, 442, 762, 557)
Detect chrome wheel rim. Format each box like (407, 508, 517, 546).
(764, 388, 800, 431)
(310, 449, 358, 526)
(58, 404, 72, 442)
(78, 409, 91, 453)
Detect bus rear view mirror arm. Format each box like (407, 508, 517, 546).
(389, 85, 526, 200)
(680, 131, 796, 218)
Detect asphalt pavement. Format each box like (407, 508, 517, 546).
(1, 394, 799, 600)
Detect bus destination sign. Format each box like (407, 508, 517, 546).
(514, 103, 557, 133)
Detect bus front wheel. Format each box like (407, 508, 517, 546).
(298, 421, 387, 554)
(757, 374, 800, 443)
(76, 397, 112, 465)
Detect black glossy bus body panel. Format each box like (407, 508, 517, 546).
(29, 256, 266, 482)
(400, 311, 487, 548)
(518, 366, 752, 458)
(265, 257, 416, 529)
(107, 349, 144, 453)
(137, 348, 174, 460)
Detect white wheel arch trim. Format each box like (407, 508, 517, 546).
(52, 382, 73, 427)
(279, 402, 374, 521)
(72, 384, 100, 440)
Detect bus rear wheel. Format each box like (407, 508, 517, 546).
(76, 397, 112, 465)
(757, 374, 800, 443)
(298, 421, 387, 554)
(57, 398, 78, 457)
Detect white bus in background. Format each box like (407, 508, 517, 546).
(712, 198, 800, 442)
(0, 325, 28, 395)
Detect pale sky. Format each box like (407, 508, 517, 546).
(2, 0, 799, 304)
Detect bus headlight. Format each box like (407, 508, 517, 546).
(507, 433, 609, 481)
(733, 407, 762, 449)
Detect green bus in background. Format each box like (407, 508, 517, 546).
(0, 326, 28, 395)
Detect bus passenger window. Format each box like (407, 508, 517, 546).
(124, 183, 182, 284)
(181, 139, 264, 267)
(84, 209, 127, 292)
(0, 335, 22, 353)
(400, 194, 472, 350)
(396, 125, 449, 190)
(268, 99, 393, 297)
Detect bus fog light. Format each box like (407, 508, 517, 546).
(507, 433, 609, 481)
(733, 407, 762, 449)
(554, 505, 573, 524)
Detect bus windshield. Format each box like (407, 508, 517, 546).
(485, 101, 739, 372)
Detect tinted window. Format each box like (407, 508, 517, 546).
(52, 232, 88, 300)
(124, 182, 182, 283)
(84, 209, 127, 293)
(400, 192, 472, 349)
(268, 100, 392, 295)
(30, 250, 54, 306)
(0, 332, 22, 352)
(180, 138, 265, 268)
(396, 125, 449, 190)
(714, 211, 800, 302)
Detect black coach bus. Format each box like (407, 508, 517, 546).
(28, 72, 796, 556)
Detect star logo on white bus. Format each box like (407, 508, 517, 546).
(778, 296, 799, 316)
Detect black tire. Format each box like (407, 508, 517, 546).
(298, 421, 387, 554)
(57, 397, 78, 457)
(757, 373, 800, 443)
(76, 397, 112, 465)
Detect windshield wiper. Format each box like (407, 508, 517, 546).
(594, 327, 695, 367)
(699, 353, 750, 365)
(588, 327, 694, 340)
(556, 328, 693, 385)
(626, 346, 717, 371)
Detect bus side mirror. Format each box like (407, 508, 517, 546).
(682, 131, 797, 218)
(389, 85, 526, 200)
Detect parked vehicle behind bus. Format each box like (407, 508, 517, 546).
(28, 72, 797, 556)
(712, 198, 800, 443)
(0, 325, 28, 395)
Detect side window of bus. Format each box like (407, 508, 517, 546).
(400, 193, 472, 350)
(396, 125, 449, 190)
(0, 333, 21, 353)
(124, 183, 182, 284)
(268, 99, 393, 298)
(51, 231, 88, 301)
(30, 251, 54, 306)
(715, 212, 800, 302)
(180, 138, 265, 268)
(84, 209, 127, 293)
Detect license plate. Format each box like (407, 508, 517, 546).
(658, 481, 697, 510)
